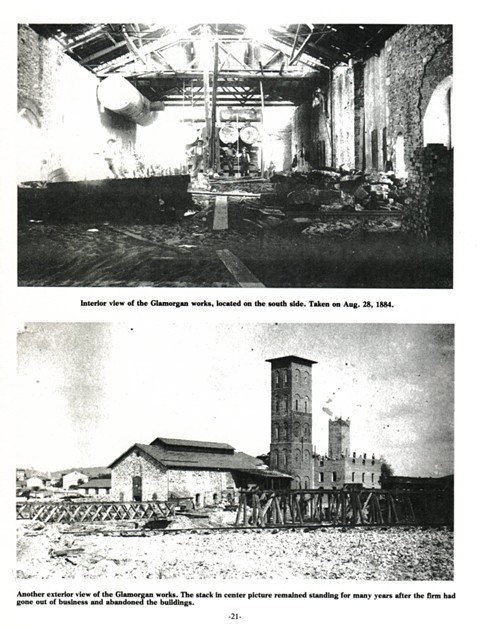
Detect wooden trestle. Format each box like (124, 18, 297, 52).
(234, 487, 453, 528)
(16, 500, 175, 524)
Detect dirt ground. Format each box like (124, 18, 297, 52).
(18, 215, 453, 288)
(17, 516, 453, 580)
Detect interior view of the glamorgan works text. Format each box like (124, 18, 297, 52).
(18, 24, 453, 288)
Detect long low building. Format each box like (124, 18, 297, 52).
(109, 437, 291, 507)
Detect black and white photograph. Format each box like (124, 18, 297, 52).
(17, 23, 453, 288)
(16, 323, 454, 581)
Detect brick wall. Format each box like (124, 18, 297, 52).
(406, 144, 453, 238)
(386, 25, 452, 175)
(18, 25, 136, 181)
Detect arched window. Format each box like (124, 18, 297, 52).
(275, 398, 280, 413)
(284, 397, 288, 412)
(293, 421, 300, 437)
(272, 450, 279, 467)
(352, 472, 355, 482)
(295, 476, 301, 488)
(275, 371, 279, 387)
(295, 398, 299, 411)
(304, 478, 309, 489)
(362, 473, 365, 483)
(282, 449, 287, 468)
(273, 423, 279, 439)
(304, 449, 310, 465)
(304, 397, 309, 412)
(295, 369, 300, 383)
(423, 75, 453, 149)
(304, 372, 309, 384)
(283, 422, 289, 440)
(284, 371, 288, 385)
(304, 424, 310, 438)
(295, 448, 301, 465)
(319, 472, 324, 483)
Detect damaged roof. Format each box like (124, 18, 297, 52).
(27, 23, 403, 107)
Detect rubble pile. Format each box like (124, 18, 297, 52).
(17, 519, 453, 580)
(272, 168, 408, 213)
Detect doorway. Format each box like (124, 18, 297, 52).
(132, 475, 142, 502)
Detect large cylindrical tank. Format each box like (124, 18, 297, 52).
(97, 76, 159, 126)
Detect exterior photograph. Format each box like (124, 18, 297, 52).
(17, 23, 452, 288)
(16, 323, 454, 579)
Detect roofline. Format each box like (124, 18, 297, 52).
(266, 355, 318, 366)
(108, 443, 168, 471)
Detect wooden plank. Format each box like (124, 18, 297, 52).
(191, 190, 261, 198)
(216, 249, 265, 288)
(213, 195, 229, 230)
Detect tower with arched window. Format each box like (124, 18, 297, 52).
(267, 355, 317, 489)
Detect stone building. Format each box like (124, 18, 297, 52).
(109, 437, 290, 506)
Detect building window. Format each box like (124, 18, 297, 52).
(304, 450, 310, 465)
(295, 449, 301, 465)
(295, 369, 300, 383)
(284, 371, 288, 385)
(273, 423, 279, 439)
(352, 472, 355, 482)
(304, 397, 309, 412)
(272, 450, 279, 467)
(371, 473, 375, 483)
(275, 371, 279, 387)
(284, 398, 288, 412)
(152, 492, 158, 500)
(275, 399, 280, 413)
(282, 449, 287, 468)
(304, 478, 309, 489)
(319, 472, 324, 482)
(304, 424, 310, 438)
(294, 421, 300, 437)
(332, 472, 337, 482)
(304, 372, 308, 384)
(295, 398, 299, 411)
(283, 422, 289, 440)
(362, 473, 365, 483)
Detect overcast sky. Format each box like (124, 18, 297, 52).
(16, 323, 454, 477)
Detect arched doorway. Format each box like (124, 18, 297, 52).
(423, 75, 453, 149)
(17, 108, 43, 183)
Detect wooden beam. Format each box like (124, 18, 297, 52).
(216, 250, 265, 288)
(213, 196, 228, 230)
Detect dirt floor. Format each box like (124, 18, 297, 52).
(18, 214, 453, 288)
(17, 515, 454, 580)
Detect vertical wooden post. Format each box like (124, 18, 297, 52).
(259, 79, 265, 177)
(210, 41, 219, 172)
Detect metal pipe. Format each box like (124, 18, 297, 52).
(97, 75, 162, 126)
